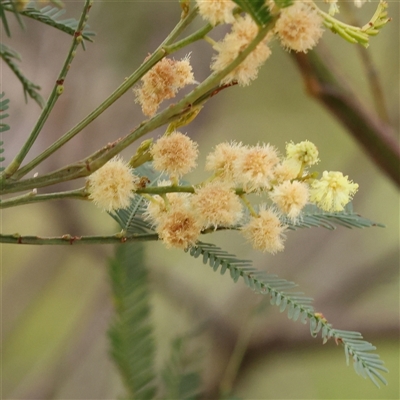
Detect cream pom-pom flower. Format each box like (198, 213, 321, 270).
(275, 2, 324, 53)
(134, 55, 195, 117)
(150, 131, 199, 179)
(211, 14, 272, 86)
(156, 201, 202, 249)
(309, 171, 359, 211)
(196, 0, 236, 25)
(192, 182, 243, 228)
(205, 141, 245, 184)
(87, 157, 139, 212)
(241, 206, 286, 254)
(234, 143, 280, 191)
(269, 180, 309, 220)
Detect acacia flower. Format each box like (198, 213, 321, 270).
(275, 2, 324, 53)
(87, 157, 139, 212)
(196, 0, 236, 25)
(273, 158, 301, 183)
(134, 56, 195, 116)
(192, 182, 243, 228)
(205, 141, 245, 183)
(286, 140, 319, 167)
(146, 190, 191, 224)
(309, 171, 359, 211)
(156, 202, 202, 249)
(269, 180, 309, 220)
(234, 143, 280, 191)
(151, 131, 199, 178)
(211, 14, 272, 86)
(241, 206, 286, 254)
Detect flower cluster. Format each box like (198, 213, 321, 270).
(86, 136, 358, 254)
(132, 1, 381, 116)
(139, 135, 358, 253)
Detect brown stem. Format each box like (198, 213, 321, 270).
(291, 50, 400, 188)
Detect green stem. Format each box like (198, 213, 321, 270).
(239, 194, 258, 217)
(6, 5, 200, 182)
(1, 0, 93, 179)
(219, 314, 256, 397)
(1, 20, 274, 195)
(0, 232, 159, 245)
(0, 187, 88, 209)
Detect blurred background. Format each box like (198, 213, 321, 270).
(2, 1, 399, 399)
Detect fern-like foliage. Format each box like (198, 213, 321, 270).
(161, 335, 203, 400)
(231, 0, 272, 26)
(108, 243, 158, 400)
(0, 92, 10, 173)
(17, 4, 95, 44)
(1, 1, 94, 42)
(187, 241, 388, 387)
(286, 203, 385, 230)
(109, 163, 166, 234)
(0, 0, 24, 36)
(0, 43, 45, 107)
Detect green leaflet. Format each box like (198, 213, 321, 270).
(18, 4, 95, 44)
(0, 43, 45, 107)
(161, 335, 203, 400)
(1, 1, 94, 42)
(0, 92, 10, 172)
(108, 244, 157, 399)
(231, 0, 272, 26)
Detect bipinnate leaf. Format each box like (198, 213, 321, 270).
(108, 244, 157, 399)
(188, 241, 388, 387)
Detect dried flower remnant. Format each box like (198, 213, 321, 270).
(275, 2, 324, 53)
(234, 143, 280, 191)
(205, 141, 245, 184)
(269, 180, 309, 220)
(134, 56, 195, 116)
(196, 0, 236, 25)
(87, 157, 138, 212)
(151, 131, 199, 178)
(309, 171, 359, 212)
(211, 14, 272, 86)
(241, 206, 286, 254)
(192, 182, 243, 228)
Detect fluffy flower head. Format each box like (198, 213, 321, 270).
(151, 132, 199, 178)
(134, 56, 195, 116)
(211, 14, 272, 86)
(286, 140, 319, 167)
(309, 171, 359, 211)
(273, 158, 301, 183)
(241, 206, 286, 254)
(205, 141, 245, 183)
(234, 143, 280, 191)
(87, 157, 138, 212)
(196, 0, 236, 25)
(275, 2, 324, 53)
(269, 180, 309, 220)
(156, 203, 202, 249)
(192, 182, 243, 228)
